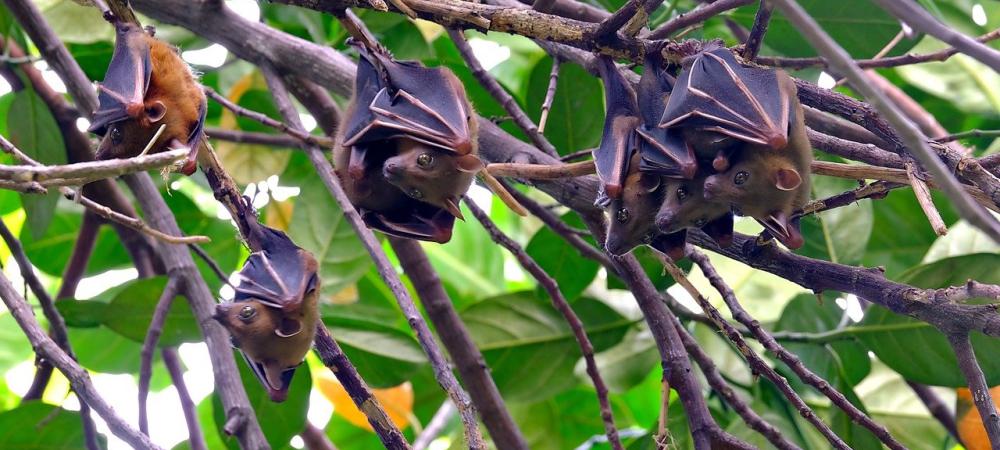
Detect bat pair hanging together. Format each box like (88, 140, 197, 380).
(89, 21, 207, 175)
(214, 226, 320, 403)
(597, 45, 812, 259)
(335, 40, 483, 244)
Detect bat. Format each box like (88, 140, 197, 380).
(702, 74, 812, 249)
(214, 226, 320, 402)
(659, 46, 793, 157)
(634, 52, 697, 179)
(593, 56, 641, 201)
(335, 41, 480, 242)
(604, 153, 687, 260)
(89, 22, 206, 176)
(655, 172, 734, 248)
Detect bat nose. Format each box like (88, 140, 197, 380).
(382, 162, 401, 180)
(212, 305, 227, 324)
(655, 212, 675, 232)
(604, 237, 626, 256)
(702, 179, 718, 200)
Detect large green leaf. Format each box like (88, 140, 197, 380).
(327, 324, 426, 388)
(863, 189, 958, 277)
(461, 292, 633, 401)
(69, 326, 148, 374)
(20, 207, 133, 277)
(923, 220, 1000, 263)
(0, 402, 105, 449)
(799, 176, 874, 265)
(214, 354, 311, 449)
(0, 313, 33, 374)
(9, 88, 66, 239)
(525, 60, 605, 155)
(774, 294, 871, 386)
(36, 0, 113, 43)
(857, 254, 1000, 386)
(897, 37, 1000, 117)
(100, 277, 202, 347)
(510, 387, 626, 450)
(288, 170, 371, 298)
(165, 181, 244, 291)
(585, 327, 659, 394)
(422, 201, 506, 301)
(731, 0, 916, 58)
(526, 211, 600, 301)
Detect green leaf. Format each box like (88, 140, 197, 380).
(215, 354, 311, 449)
(56, 300, 108, 328)
(863, 189, 958, 277)
(774, 294, 871, 385)
(526, 60, 605, 155)
(70, 326, 152, 374)
(327, 324, 426, 388)
(20, 209, 132, 277)
(9, 88, 66, 239)
(857, 254, 1000, 386)
(164, 189, 243, 291)
(461, 292, 633, 401)
(0, 402, 105, 449)
(0, 313, 33, 374)
(37, 0, 113, 43)
(799, 176, 874, 265)
(526, 211, 600, 301)
(510, 387, 625, 450)
(422, 201, 506, 300)
(923, 220, 1000, 263)
(585, 327, 659, 394)
(731, 0, 917, 58)
(896, 37, 1000, 116)
(100, 277, 202, 347)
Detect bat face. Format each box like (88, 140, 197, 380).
(382, 139, 483, 219)
(655, 176, 732, 236)
(215, 227, 321, 402)
(659, 47, 792, 151)
(605, 170, 664, 256)
(90, 23, 206, 175)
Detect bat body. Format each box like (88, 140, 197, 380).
(335, 42, 480, 242)
(635, 53, 697, 179)
(594, 56, 642, 201)
(655, 172, 734, 248)
(214, 227, 319, 402)
(89, 23, 206, 176)
(703, 74, 811, 249)
(604, 153, 687, 260)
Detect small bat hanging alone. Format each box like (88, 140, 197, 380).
(214, 226, 319, 402)
(659, 46, 793, 161)
(703, 73, 812, 249)
(335, 41, 482, 242)
(89, 22, 206, 175)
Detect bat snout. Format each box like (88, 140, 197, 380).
(655, 212, 676, 233)
(604, 236, 629, 256)
(702, 178, 720, 200)
(382, 161, 403, 181)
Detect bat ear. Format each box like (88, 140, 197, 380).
(443, 196, 465, 220)
(145, 100, 167, 123)
(638, 173, 661, 193)
(774, 168, 802, 191)
(274, 317, 303, 338)
(456, 154, 484, 173)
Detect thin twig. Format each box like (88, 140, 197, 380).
(413, 402, 456, 450)
(538, 57, 560, 134)
(448, 29, 559, 157)
(937, 129, 1000, 143)
(189, 244, 232, 285)
(487, 160, 596, 179)
(163, 348, 209, 450)
(261, 65, 485, 449)
(0, 271, 161, 449)
(204, 86, 332, 149)
(905, 161, 948, 235)
(648, 0, 755, 39)
(906, 381, 960, 442)
(0, 148, 188, 186)
(740, 0, 774, 60)
(687, 248, 907, 450)
(949, 334, 1000, 449)
(464, 198, 624, 450)
(138, 278, 180, 434)
(300, 422, 338, 450)
(206, 127, 333, 148)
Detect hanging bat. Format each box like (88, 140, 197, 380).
(659, 46, 793, 163)
(604, 153, 687, 260)
(336, 41, 480, 242)
(89, 22, 206, 176)
(634, 52, 697, 179)
(655, 172, 734, 248)
(593, 56, 642, 202)
(703, 74, 812, 249)
(214, 226, 320, 402)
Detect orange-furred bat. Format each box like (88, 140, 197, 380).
(655, 172, 734, 248)
(659, 46, 794, 163)
(604, 153, 687, 260)
(89, 22, 206, 176)
(335, 41, 480, 242)
(214, 227, 319, 402)
(702, 74, 812, 249)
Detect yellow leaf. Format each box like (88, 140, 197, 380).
(315, 369, 413, 431)
(213, 72, 290, 184)
(956, 386, 1000, 450)
(264, 199, 294, 231)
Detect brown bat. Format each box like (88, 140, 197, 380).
(604, 153, 688, 260)
(335, 41, 480, 242)
(659, 46, 793, 157)
(702, 74, 812, 249)
(214, 226, 319, 402)
(89, 22, 206, 176)
(634, 52, 697, 179)
(655, 172, 734, 248)
(593, 56, 642, 202)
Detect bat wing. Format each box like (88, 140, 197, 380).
(89, 23, 152, 136)
(650, 230, 687, 261)
(595, 56, 641, 199)
(235, 227, 317, 313)
(342, 46, 474, 155)
(634, 55, 695, 179)
(637, 52, 674, 129)
(361, 208, 455, 244)
(659, 48, 791, 150)
(700, 212, 734, 248)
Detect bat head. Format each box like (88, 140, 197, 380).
(655, 176, 731, 236)
(382, 138, 483, 220)
(703, 150, 807, 249)
(604, 169, 664, 256)
(215, 227, 321, 401)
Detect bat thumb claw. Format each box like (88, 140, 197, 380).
(767, 134, 788, 150)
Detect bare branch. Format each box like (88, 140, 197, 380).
(163, 348, 209, 450)
(949, 334, 1000, 449)
(139, 278, 180, 434)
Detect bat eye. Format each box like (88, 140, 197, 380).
(416, 153, 434, 168)
(238, 305, 256, 322)
(694, 218, 708, 227)
(110, 125, 123, 145)
(676, 187, 689, 202)
(409, 189, 423, 199)
(734, 171, 749, 185)
(616, 208, 630, 223)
